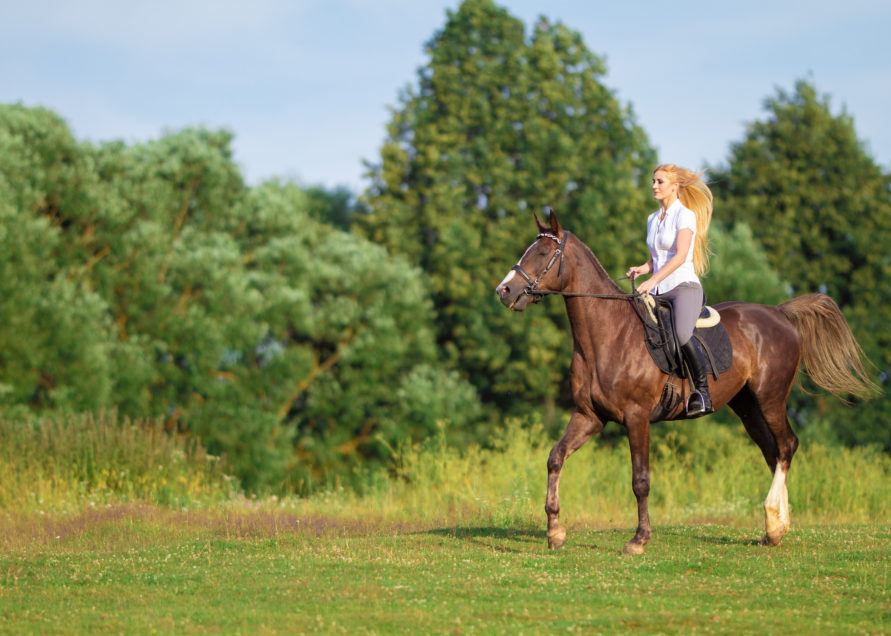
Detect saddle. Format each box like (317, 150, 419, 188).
(634, 294, 733, 381)
(633, 294, 732, 422)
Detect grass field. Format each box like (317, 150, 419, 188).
(1, 506, 887, 634)
(1, 413, 889, 633)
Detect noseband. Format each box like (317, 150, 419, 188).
(511, 232, 567, 299)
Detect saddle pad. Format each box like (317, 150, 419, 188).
(691, 323, 733, 378)
(638, 299, 733, 378)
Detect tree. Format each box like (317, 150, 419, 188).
(709, 80, 890, 448)
(357, 0, 656, 418)
(0, 104, 484, 491)
(304, 184, 368, 231)
(704, 222, 789, 306)
(239, 182, 484, 489)
(0, 106, 118, 416)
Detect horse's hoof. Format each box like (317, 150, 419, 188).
(760, 530, 786, 546)
(622, 541, 646, 555)
(547, 526, 567, 550)
(763, 514, 788, 546)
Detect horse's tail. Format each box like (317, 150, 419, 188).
(778, 293, 880, 401)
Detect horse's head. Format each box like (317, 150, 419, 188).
(496, 210, 567, 311)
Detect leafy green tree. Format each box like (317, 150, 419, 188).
(0, 104, 484, 491)
(704, 222, 790, 306)
(304, 184, 368, 231)
(0, 106, 118, 416)
(357, 0, 656, 417)
(96, 143, 484, 490)
(709, 80, 890, 448)
(709, 80, 890, 307)
(239, 182, 484, 489)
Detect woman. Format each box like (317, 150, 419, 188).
(626, 164, 714, 416)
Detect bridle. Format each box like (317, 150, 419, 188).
(511, 230, 638, 302)
(510, 231, 567, 300)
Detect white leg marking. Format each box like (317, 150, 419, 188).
(764, 464, 790, 545)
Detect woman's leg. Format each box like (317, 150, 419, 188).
(667, 283, 704, 345)
(666, 284, 712, 416)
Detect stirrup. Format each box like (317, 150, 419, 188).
(686, 391, 713, 416)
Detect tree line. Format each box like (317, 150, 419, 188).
(1, 0, 887, 492)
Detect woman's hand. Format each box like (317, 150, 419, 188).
(636, 277, 657, 295)
(625, 264, 650, 279)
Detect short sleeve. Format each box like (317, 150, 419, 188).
(677, 207, 696, 232)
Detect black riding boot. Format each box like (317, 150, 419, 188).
(681, 338, 713, 417)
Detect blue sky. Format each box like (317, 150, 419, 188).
(3, 1, 889, 191)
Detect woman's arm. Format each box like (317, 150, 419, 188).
(636, 228, 693, 295)
(625, 258, 654, 279)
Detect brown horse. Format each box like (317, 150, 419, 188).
(496, 211, 877, 554)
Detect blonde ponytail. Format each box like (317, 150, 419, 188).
(656, 164, 713, 276)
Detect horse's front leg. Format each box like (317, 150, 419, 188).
(545, 410, 603, 549)
(623, 418, 651, 554)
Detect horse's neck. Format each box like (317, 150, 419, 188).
(563, 237, 634, 349)
(564, 235, 625, 297)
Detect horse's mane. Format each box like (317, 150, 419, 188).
(567, 232, 624, 294)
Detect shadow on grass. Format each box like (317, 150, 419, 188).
(423, 526, 634, 554)
(660, 526, 762, 547)
(421, 526, 543, 553)
(426, 526, 541, 540)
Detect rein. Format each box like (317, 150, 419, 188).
(515, 231, 639, 302)
(516, 235, 661, 355)
(529, 288, 636, 301)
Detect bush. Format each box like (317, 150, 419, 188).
(0, 411, 235, 513)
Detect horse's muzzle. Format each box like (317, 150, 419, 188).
(496, 282, 532, 312)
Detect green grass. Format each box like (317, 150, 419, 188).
(1, 412, 888, 633)
(1, 508, 887, 634)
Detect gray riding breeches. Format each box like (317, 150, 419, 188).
(654, 282, 705, 345)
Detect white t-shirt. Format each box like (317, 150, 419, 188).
(646, 199, 699, 294)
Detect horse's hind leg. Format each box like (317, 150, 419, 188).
(763, 455, 793, 546)
(545, 410, 604, 549)
(729, 388, 799, 546)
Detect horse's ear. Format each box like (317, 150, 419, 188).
(548, 208, 561, 234)
(534, 212, 549, 234)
